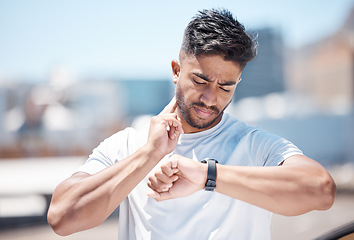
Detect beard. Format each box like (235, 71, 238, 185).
(175, 84, 231, 130)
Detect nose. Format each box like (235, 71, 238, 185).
(200, 86, 217, 107)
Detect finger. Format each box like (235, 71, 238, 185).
(147, 174, 160, 190)
(169, 155, 179, 169)
(158, 97, 177, 116)
(163, 115, 184, 136)
(148, 177, 173, 193)
(168, 124, 176, 139)
(170, 117, 184, 139)
(161, 163, 179, 177)
(155, 170, 178, 184)
(147, 189, 173, 202)
(171, 116, 184, 135)
(147, 179, 166, 193)
(147, 189, 160, 199)
(148, 174, 161, 189)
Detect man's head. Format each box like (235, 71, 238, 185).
(172, 9, 257, 133)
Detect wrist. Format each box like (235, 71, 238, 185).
(141, 144, 165, 163)
(199, 162, 208, 190)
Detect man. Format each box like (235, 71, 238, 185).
(47, 9, 336, 239)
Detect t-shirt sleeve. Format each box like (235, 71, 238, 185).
(248, 129, 303, 167)
(76, 128, 131, 175)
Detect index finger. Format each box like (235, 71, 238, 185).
(161, 162, 179, 177)
(158, 97, 177, 116)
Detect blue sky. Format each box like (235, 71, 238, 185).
(0, 0, 353, 82)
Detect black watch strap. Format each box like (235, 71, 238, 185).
(201, 158, 218, 191)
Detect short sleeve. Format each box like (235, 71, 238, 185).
(248, 129, 303, 167)
(76, 128, 133, 175)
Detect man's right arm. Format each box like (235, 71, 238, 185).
(47, 98, 182, 236)
(47, 145, 163, 236)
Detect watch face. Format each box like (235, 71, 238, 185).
(201, 158, 218, 163)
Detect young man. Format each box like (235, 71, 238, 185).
(48, 9, 336, 239)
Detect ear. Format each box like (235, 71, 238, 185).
(171, 59, 180, 85)
(237, 76, 242, 84)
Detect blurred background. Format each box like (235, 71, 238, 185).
(0, 0, 354, 239)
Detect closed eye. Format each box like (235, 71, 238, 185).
(219, 87, 231, 93)
(193, 79, 206, 85)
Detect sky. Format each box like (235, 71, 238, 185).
(0, 0, 353, 82)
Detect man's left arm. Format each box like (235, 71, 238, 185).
(215, 154, 336, 216)
(148, 154, 336, 216)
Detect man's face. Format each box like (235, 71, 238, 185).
(172, 53, 242, 133)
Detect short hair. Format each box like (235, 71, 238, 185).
(181, 9, 258, 68)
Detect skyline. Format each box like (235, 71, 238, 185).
(0, 0, 353, 82)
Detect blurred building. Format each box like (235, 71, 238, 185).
(228, 8, 354, 166)
(234, 27, 286, 101)
(116, 79, 174, 119)
(286, 7, 354, 114)
(0, 78, 172, 158)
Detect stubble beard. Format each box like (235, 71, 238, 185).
(175, 85, 231, 130)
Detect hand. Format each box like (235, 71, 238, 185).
(147, 154, 207, 201)
(144, 97, 184, 158)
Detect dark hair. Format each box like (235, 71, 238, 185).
(181, 9, 258, 68)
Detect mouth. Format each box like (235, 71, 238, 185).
(193, 106, 215, 119)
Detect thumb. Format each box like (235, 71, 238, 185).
(147, 190, 159, 199)
(147, 190, 172, 202)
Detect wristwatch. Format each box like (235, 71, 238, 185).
(201, 158, 218, 191)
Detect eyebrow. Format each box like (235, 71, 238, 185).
(193, 72, 238, 86)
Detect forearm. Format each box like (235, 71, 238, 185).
(215, 156, 336, 216)
(48, 145, 162, 236)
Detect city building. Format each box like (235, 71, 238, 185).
(286, 7, 354, 114)
(234, 27, 285, 101)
